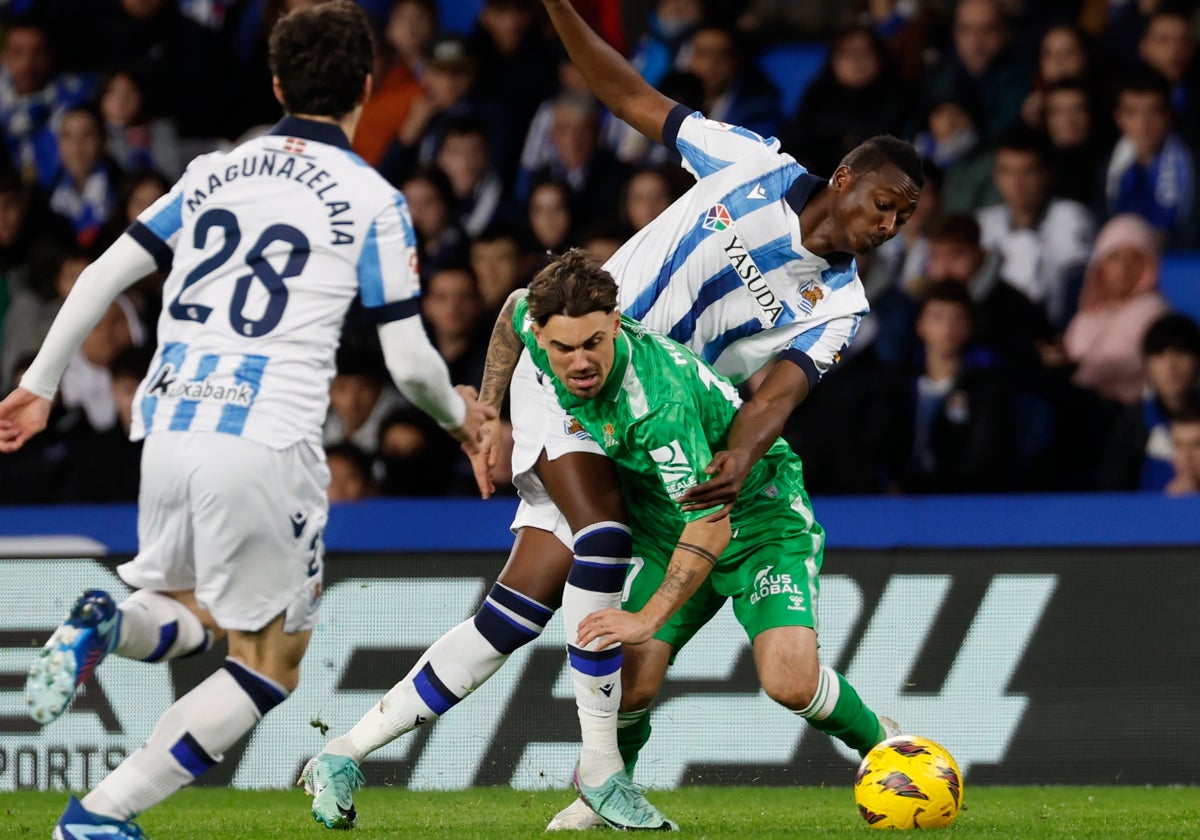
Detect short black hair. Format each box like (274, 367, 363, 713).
(996, 124, 1053, 162)
(927, 213, 982, 247)
(1116, 64, 1172, 107)
(325, 442, 375, 481)
(269, 0, 374, 120)
(840, 136, 925, 189)
(1143, 312, 1200, 357)
(919, 279, 974, 318)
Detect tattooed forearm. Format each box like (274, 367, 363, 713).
(676, 541, 719, 565)
(656, 561, 697, 603)
(479, 291, 526, 410)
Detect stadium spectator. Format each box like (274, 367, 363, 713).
(579, 220, 627, 264)
(46, 106, 121, 249)
(525, 176, 576, 252)
(325, 442, 377, 503)
(1020, 24, 1096, 132)
(977, 127, 1094, 327)
(352, 0, 434, 167)
(421, 263, 488, 388)
(434, 116, 516, 238)
(1136, 8, 1199, 145)
(784, 24, 910, 178)
(919, 0, 1031, 145)
(859, 0, 940, 81)
(469, 221, 531, 317)
(378, 35, 507, 190)
(400, 167, 468, 277)
(619, 165, 677, 233)
(0, 16, 93, 186)
(0, 169, 74, 389)
(63, 345, 150, 502)
(912, 88, 997, 214)
(518, 92, 628, 224)
(0, 352, 91, 503)
(1101, 313, 1200, 491)
(98, 69, 183, 179)
(324, 352, 406, 456)
(468, 0, 559, 180)
(1062, 213, 1171, 405)
(1164, 400, 1200, 496)
(376, 405, 460, 496)
(58, 293, 145, 432)
(679, 24, 782, 140)
(868, 280, 1015, 494)
(625, 0, 702, 90)
(1101, 67, 1198, 248)
(1043, 79, 1107, 206)
(924, 212, 1054, 375)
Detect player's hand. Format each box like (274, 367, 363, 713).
(0, 387, 51, 453)
(466, 416, 502, 499)
(576, 607, 657, 647)
(449, 386, 498, 456)
(678, 449, 749, 522)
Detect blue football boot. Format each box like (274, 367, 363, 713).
(26, 589, 121, 724)
(53, 795, 145, 839)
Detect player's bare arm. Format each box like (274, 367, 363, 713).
(576, 515, 731, 647)
(470, 289, 528, 497)
(680, 357, 811, 518)
(542, 0, 676, 143)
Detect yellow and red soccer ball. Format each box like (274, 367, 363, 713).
(854, 735, 963, 829)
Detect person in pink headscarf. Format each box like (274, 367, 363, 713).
(1063, 213, 1171, 404)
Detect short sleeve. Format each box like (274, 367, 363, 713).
(779, 312, 862, 389)
(357, 193, 422, 324)
(662, 104, 780, 181)
(127, 177, 188, 273)
(634, 403, 721, 521)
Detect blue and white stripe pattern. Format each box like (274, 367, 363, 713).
(606, 106, 869, 386)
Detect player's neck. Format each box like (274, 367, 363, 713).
(795, 189, 842, 257)
(286, 110, 362, 143)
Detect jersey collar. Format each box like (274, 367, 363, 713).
(785, 171, 855, 274)
(268, 115, 352, 150)
(561, 327, 632, 410)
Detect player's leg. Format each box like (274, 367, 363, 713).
(27, 438, 219, 725)
(315, 525, 569, 767)
(55, 433, 325, 837)
(733, 503, 893, 758)
(537, 448, 632, 786)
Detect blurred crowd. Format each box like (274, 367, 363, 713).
(3, 0, 1200, 504)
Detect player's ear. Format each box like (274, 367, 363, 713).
(358, 74, 373, 106)
(272, 76, 286, 108)
(612, 310, 621, 334)
(830, 165, 851, 192)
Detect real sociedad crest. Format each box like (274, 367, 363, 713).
(703, 203, 732, 232)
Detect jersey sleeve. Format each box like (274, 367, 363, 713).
(632, 402, 722, 522)
(779, 311, 862, 388)
(356, 193, 423, 324)
(661, 103, 781, 181)
(126, 175, 188, 273)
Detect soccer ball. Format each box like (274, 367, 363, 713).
(853, 735, 963, 829)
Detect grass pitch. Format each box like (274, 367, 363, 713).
(4, 786, 1199, 838)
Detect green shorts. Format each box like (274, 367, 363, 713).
(624, 491, 825, 654)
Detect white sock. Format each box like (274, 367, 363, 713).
(114, 590, 212, 662)
(564, 522, 630, 786)
(82, 659, 287, 820)
(325, 586, 552, 764)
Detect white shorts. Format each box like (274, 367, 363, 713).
(120, 431, 330, 633)
(509, 351, 604, 549)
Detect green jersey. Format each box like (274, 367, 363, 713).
(513, 297, 806, 540)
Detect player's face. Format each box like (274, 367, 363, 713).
(832, 164, 920, 255)
(534, 310, 621, 399)
(1146, 348, 1199, 402)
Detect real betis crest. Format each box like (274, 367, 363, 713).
(602, 423, 617, 448)
(703, 203, 732, 232)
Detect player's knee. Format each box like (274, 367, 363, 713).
(761, 671, 819, 712)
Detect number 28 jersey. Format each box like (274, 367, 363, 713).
(127, 117, 419, 456)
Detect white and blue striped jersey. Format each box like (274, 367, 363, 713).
(127, 116, 421, 456)
(605, 105, 867, 385)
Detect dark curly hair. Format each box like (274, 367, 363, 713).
(268, 0, 374, 120)
(525, 248, 618, 326)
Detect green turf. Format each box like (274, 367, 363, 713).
(4, 786, 1199, 839)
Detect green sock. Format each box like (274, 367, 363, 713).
(797, 665, 886, 757)
(617, 708, 651, 776)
